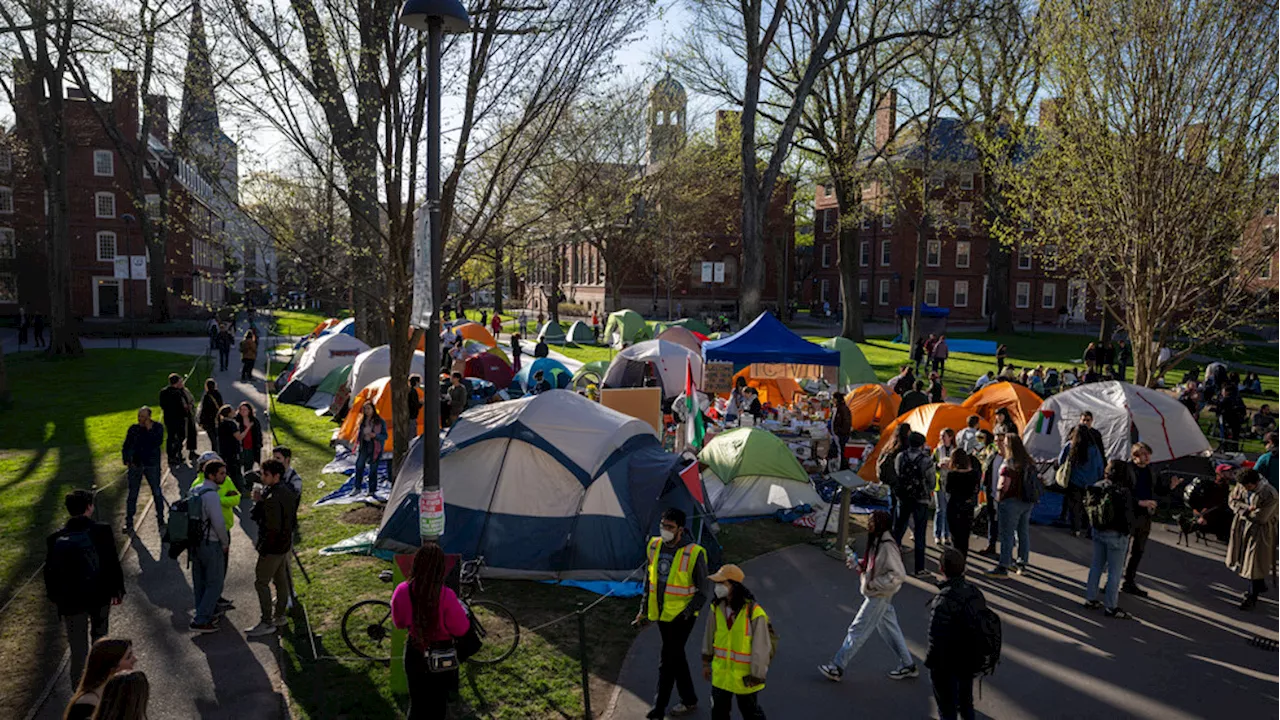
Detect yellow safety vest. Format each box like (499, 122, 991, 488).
(711, 602, 768, 695)
(645, 538, 705, 622)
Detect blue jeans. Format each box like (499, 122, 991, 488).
(831, 595, 913, 670)
(192, 539, 226, 624)
(126, 462, 166, 528)
(934, 489, 949, 540)
(998, 499, 1032, 569)
(1086, 530, 1128, 610)
(352, 447, 380, 493)
(892, 499, 929, 572)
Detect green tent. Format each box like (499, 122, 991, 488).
(566, 320, 595, 344)
(571, 360, 610, 389)
(604, 309, 652, 347)
(670, 317, 712, 335)
(538, 321, 568, 345)
(699, 428, 809, 485)
(315, 363, 353, 394)
(821, 337, 879, 388)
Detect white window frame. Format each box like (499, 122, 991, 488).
(1263, 259, 1274, 281)
(93, 149, 114, 177)
(145, 194, 161, 221)
(924, 279, 940, 306)
(859, 241, 870, 267)
(954, 280, 969, 307)
(820, 278, 831, 303)
(859, 278, 869, 304)
(821, 243, 832, 268)
(95, 192, 116, 219)
(0, 272, 15, 303)
(96, 231, 117, 262)
(1042, 281, 1057, 309)
(0, 186, 12, 214)
(878, 278, 890, 306)
(880, 240, 892, 267)
(823, 208, 835, 233)
(960, 172, 974, 190)
(956, 240, 971, 269)
(0, 227, 13, 259)
(957, 202, 973, 230)
(824, 184, 833, 197)
(883, 213, 894, 229)
(1015, 281, 1031, 308)
(1017, 253, 1032, 270)
(926, 240, 941, 267)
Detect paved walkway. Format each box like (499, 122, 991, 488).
(32, 332, 287, 720)
(606, 525, 1277, 720)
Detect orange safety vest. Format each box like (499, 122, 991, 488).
(645, 537, 705, 622)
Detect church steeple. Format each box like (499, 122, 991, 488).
(647, 73, 687, 165)
(178, 0, 220, 144)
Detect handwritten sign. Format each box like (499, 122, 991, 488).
(702, 361, 735, 394)
(748, 362, 838, 384)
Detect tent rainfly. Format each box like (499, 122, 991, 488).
(820, 337, 879, 388)
(567, 320, 596, 344)
(538, 322, 568, 345)
(349, 346, 427, 397)
(604, 309, 653, 348)
(702, 312, 840, 380)
(337, 377, 424, 452)
(304, 363, 354, 410)
(602, 340, 703, 400)
(698, 428, 821, 518)
(656, 326, 704, 355)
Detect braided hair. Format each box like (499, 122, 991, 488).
(409, 543, 448, 647)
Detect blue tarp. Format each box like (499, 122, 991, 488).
(703, 312, 840, 367)
(895, 305, 951, 318)
(947, 339, 998, 356)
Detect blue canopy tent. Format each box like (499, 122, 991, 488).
(702, 312, 841, 373)
(894, 305, 950, 342)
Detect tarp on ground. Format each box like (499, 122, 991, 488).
(350, 346, 427, 397)
(947, 339, 998, 355)
(845, 383, 901, 431)
(538, 321, 568, 345)
(602, 339, 703, 400)
(962, 381, 1043, 431)
(656, 326, 704, 355)
(604, 309, 652, 348)
(820, 337, 879, 388)
(1020, 381, 1211, 465)
(698, 428, 820, 518)
(567, 321, 595, 344)
(703, 312, 840, 369)
(374, 391, 705, 580)
(859, 403, 993, 482)
(513, 357, 572, 392)
(337, 377, 425, 453)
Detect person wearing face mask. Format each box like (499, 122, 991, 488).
(701, 564, 771, 719)
(635, 508, 708, 719)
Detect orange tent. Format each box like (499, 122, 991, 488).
(310, 318, 340, 337)
(446, 322, 497, 348)
(338, 376, 425, 453)
(844, 384, 901, 431)
(727, 368, 803, 406)
(858, 403, 992, 481)
(961, 381, 1042, 430)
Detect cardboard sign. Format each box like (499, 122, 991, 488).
(748, 362, 838, 384)
(600, 387, 663, 436)
(702, 361, 735, 394)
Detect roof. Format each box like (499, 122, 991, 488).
(651, 73, 686, 104)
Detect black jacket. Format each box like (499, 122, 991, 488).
(925, 577, 987, 673)
(158, 385, 189, 424)
(945, 467, 982, 508)
(251, 483, 299, 555)
(199, 390, 223, 428)
(899, 390, 929, 417)
(44, 516, 124, 614)
(217, 418, 241, 463)
(121, 422, 164, 466)
(534, 340, 549, 358)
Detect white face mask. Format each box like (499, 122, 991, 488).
(714, 583, 730, 599)
(660, 529, 676, 543)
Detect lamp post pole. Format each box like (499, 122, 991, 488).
(122, 213, 137, 350)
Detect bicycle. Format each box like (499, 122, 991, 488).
(340, 556, 521, 665)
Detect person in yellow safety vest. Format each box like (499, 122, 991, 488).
(701, 564, 771, 720)
(634, 508, 708, 719)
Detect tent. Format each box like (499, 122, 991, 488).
(820, 337, 879, 388)
(1020, 381, 1210, 465)
(962, 381, 1043, 431)
(462, 352, 514, 389)
(276, 333, 370, 404)
(602, 340, 703, 400)
(656, 326, 704, 355)
(604, 309, 652, 347)
(350, 346, 428, 397)
(670, 317, 712, 335)
(703, 312, 840, 370)
(322, 317, 357, 337)
(337, 376, 425, 452)
(566, 320, 595, 344)
(513, 357, 572, 392)
(446, 322, 497, 348)
(310, 317, 341, 337)
(374, 392, 704, 579)
(845, 384, 901, 432)
(730, 368, 802, 406)
(538, 321, 568, 345)
(571, 360, 611, 390)
(858, 403, 993, 481)
(305, 363, 354, 410)
(698, 428, 820, 518)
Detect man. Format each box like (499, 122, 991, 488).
(927, 372, 945, 404)
(531, 370, 553, 395)
(1227, 469, 1278, 610)
(1121, 443, 1159, 597)
(956, 415, 981, 455)
(407, 375, 423, 426)
(972, 371, 994, 392)
(978, 431, 1002, 557)
(1251, 405, 1276, 439)
(121, 406, 167, 534)
(893, 431, 935, 576)
(926, 549, 985, 720)
(891, 366, 916, 396)
(480, 309, 488, 328)
(216, 323, 234, 372)
(181, 376, 200, 460)
(191, 460, 231, 633)
(534, 336, 549, 359)
(44, 490, 125, 686)
(931, 335, 949, 377)
(1255, 432, 1278, 486)
(239, 331, 258, 382)
(448, 372, 468, 425)
(1079, 412, 1104, 454)
(899, 380, 930, 417)
(519, 310, 529, 335)
(1212, 384, 1248, 452)
(206, 316, 219, 350)
(635, 508, 708, 719)
(159, 373, 191, 466)
(272, 446, 304, 496)
(245, 459, 300, 636)
(1114, 340, 1130, 381)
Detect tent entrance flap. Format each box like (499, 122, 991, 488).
(748, 362, 838, 384)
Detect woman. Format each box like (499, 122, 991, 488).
(239, 331, 258, 382)
(391, 543, 471, 720)
(726, 376, 747, 427)
(831, 393, 852, 471)
(215, 405, 242, 489)
(510, 333, 522, 374)
(987, 434, 1037, 577)
(976, 430, 1001, 556)
(352, 402, 387, 496)
(933, 429, 958, 546)
(64, 639, 135, 720)
(198, 379, 223, 454)
(91, 670, 149, 720)
(992, 408, 1017, 437)
(490, 312, 502, 338)
(1083, 342, 1098, 371)
(818, 510, 916, 682)
(945, 449, 981, 559)
(701, 564, 772, 719)
(1059, 424, 1105, 537)
(1083, 460, 1137, 619)
(876, 424, 913, 491)
(235, 402, 263, 478)
(995, 344, 1008, 375)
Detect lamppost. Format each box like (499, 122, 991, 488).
(121, 213, 138, 350)
(398, 0, 470, 543)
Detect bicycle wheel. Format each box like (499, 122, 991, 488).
(341, 599, 394, 662)
(466, 600, 520, 664)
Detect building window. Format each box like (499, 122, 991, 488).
(0, 187, 12, 214)
(0, 149, 10, 173)
(823, 208, 835, 233)
(957, 202, 972, 230)
(924, 279, 939, 306)
(1042, 282, 1057, 309)
(94, 150, 114, 177)
(145, 194, 161, 221)
(95, 192, 116, 218)
(0, 272, 15, 303)
(821, 244, 832, 268)
(0, 227, 12, 258)
(928, 174, 944, 191)
(1017, 252, 1032, 270)
(820, 279, 830, 303)
(824, 184, 833, 197)
(883, 213, 893, 229)
(926, 240, 941, 267)
(1016, 281, 1031, 308)
(859, 279, 869, 304)
(878, 279, 890, 305)
(1021, 211, 1033, 232)
(859, 241, 870, 267)
(96, 231, 117, 262)
(860, 216, 871, 230)
(960, 173, 974, 191)
(880, 240, 891, 266)
(1263, 259, 1274, 280)
(954, 280, 969, 307)
(723, 256, 738, 288)
(956, 240, 971, 268)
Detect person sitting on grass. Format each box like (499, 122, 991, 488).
(1252, 405, 1276, 438)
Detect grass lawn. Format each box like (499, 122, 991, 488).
(0, 349, 209, 718)
(274, 309, 335, 338)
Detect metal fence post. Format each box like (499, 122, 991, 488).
(577, 602, 592, 719)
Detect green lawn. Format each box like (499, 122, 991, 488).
(0, 349, 209, 718)
(274, 309, 334, 337)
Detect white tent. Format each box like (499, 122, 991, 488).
(349, 345, 427, 397)
(655, 326, 703, 355)
(1021, 381, 1210, 464)
(289, 333, 369, 387)
(601, 339, 703, 399)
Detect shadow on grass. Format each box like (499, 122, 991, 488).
(281, 630, 402, 720)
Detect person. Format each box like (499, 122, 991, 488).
(635, 508, 708, 719)
(490, 312, 502, 338)
(63, 638, 135, 720)
(926, 372, 945, 404)
(1251, 405, 1276, 438)
(447, 372, 468, 426)
(33, 312, 46, 347)
(1079, 411, 1105, 453)
(235, 402, 264, 478)
(892, 366, 916, 396)
(44, 490, 125, 687)
(972, 371, 994, 392)
(931, 335, 949, 376)
(1083, 342, 1098, 371)
(536, 310, 545, 328)
(1028, 369, 1045, 396)
(725, 377, 746, 427)
(533, 336, 549, 359)
(1082, 460, 1137, 618)
(352, 403, 387, 496)
(215, 405, 243, 489)
(1212, 384, 1249, 451)
(120, 407, 166, 535)
(995, 344, 1007, 375)
(92, 670, 150, 720)
(1255, 432, 1278, 486)
(592, 311, 601, 341)
(819, 510, 916, 683)
(509, 333, 523, 374)
(992, 408, 1017, 437)
(986, 434, 1039, 577)
(911, 338, 926, 374)
(875, 424, 910, 505)
(933, 429, 957, 546)
(1115, 340, 1130, 381)
(1227, 468, 1278, 610)
(701, 564, 772, 720)
(480, 309, 488, 328)
(238, 331, 258, 382)
(245, 459, 299, 637)
(207, 316, 219, 349)
(831, 393, 852, 471)
(1121, 443, 1159, 597)
(531, 370, 552, 395)
(1045, 367, 1061, 395)
(926, 549, 986, 720)
(893, 431, 935, 576)
(956, 415, 981, 455)
(1057, 305, 1068, 328)
(518, 310, 529, 335)
(191, 461, 231, 633)
(1059, 424, 1105, 537)
(158, 373, 191, 466)
(391, 542, 471, 719)
(18, 305, 28, 346)
(899, 380, 929, 417)
(215, 323, 234, 372)
(945, 450, 981, 559)
(197, 378, 223, 454)
(407, 375, 423, 426)
(976, 430, 1001, 557)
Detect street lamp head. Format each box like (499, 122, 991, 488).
(397, 0, 470, 33)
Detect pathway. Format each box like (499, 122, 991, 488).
(607, 524, 1277, 720)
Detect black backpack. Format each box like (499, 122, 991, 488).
(165, 486, 213, 560)
(895, 452, 928, 503)
(49, 529, 101, 606)
(971, 604, 1002, 677)
(1085, 480, 1123, 530)
(1019, 465, 1044, 504)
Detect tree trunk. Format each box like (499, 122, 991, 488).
(0, 343, 11, 405)
(548, 249, 561, 324)
(492, 247, 504, 314)
(349, 153, 382, 345)
(836, 199, 865, 342)
(740, 190, 766, 324)
(988, 244, 1013, 333)
(146, 220, 170, 323)
(774, 228, 790, 326)
(908, 223, 928, 350)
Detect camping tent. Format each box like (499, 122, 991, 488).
(374, 392, 703, 579)
(604, 309, 652, 347)
(1020, 381, 1210, 464)
(305, 363, 354, 410)
(276, 333, 370, 404)
(567, 320, 595, 344)
(820, 337, 879, 388)
(962, 381, 1043, 431)
(462, 352, 514, 389)
(602, 340, 703, 400)
(322, 317, 357, 337)
(337, 376, 425, 452)
(698, 428, 820, 518)
(310, 317, 341, 337)
(656, 326, 704, 355)
(858, 403, 993, 481)
(538, 322, 568, 345)
(512, 357, 572, 392)
(730, 368, 802, 406)
(571, 360, 610, 390)
(446, 322, 497, 348)
(703, 312, 840, 371)
(669, 317, 712, 335)
(845, 384, 901, 432)
(349, 346, 427, 397)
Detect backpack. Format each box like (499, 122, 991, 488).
(1020, 465, 1044, 504)
(49, 529, 101, 607)
(971, 605, 1002, 676)
(165, 487, 213, 560)
(1085, 480, 1118, 529)
(747, 602, 779, 662)
(895, 452, 928, 504)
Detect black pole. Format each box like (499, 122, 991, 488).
(421, 16, 444, 542)
(577, 602, 592, 718)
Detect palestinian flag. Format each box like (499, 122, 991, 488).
(685, 358, 705, 451)
(1033, 409, 1056, 435)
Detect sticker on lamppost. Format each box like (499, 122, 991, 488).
(419, 487, 445, 538)
(411, 209, 434, 328)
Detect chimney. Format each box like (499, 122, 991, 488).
(716, 110, 741, 149)
(1039, 98, 1060, 129)
(144, 94, 170, 145)
(111, 69, 139, 140)
(874, 89, 897, 149)
(1185, 123, 1208, 164)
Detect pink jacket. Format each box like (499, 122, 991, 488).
(391, 582, 470, 644)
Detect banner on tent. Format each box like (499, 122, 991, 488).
(702, 361, 735, 393)
(749, 362, 838, 384)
